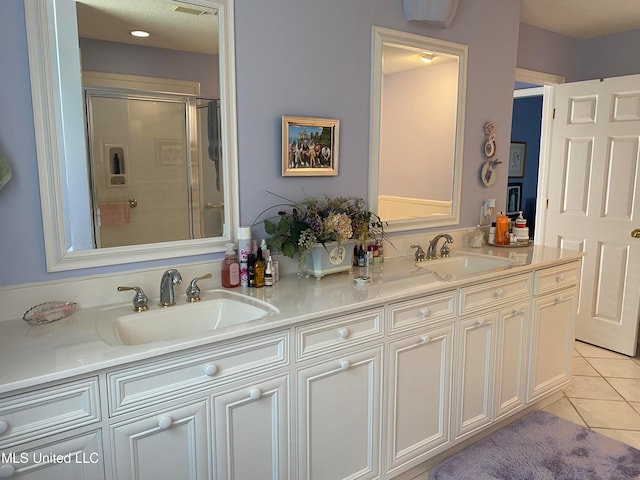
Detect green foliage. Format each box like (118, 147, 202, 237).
(254, 193, 390, 260)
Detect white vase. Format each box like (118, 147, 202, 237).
(303, 240, 357, 279)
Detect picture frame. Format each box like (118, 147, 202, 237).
(282, 115, 339, 176)
(506, 183, 522, 215)
(508, 142, 526, 177)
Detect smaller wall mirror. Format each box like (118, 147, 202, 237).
(369, 26, 467, 232)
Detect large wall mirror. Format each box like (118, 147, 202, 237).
(24, 0, 238, 271)
(369, 26, 467, 232)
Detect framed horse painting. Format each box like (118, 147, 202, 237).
(282, 116, 340, 176)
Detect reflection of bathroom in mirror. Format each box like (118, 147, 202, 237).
(24, 0, 239, 270)
(369, 27, 467, 232)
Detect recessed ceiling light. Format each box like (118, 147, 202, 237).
(419, 53, 435, 63)
(130, 30, 150, 38)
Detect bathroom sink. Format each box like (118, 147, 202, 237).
(415, 254, 518, 279)
(103, 290, 279, 346)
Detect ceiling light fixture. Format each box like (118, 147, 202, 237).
(419, 53, 435, 63)
(130, 30, 150, 38)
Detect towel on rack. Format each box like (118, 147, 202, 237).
(0, 150, 12, 192)
(99, 202, 130, 226)
(207, 100, 221, 191)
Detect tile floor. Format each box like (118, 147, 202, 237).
(542, 340, 640, 450)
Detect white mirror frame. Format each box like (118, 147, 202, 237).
(368, 26, 467, 232)
(24, 0, 239, 271)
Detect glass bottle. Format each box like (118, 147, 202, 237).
(254, 248, 265, 288)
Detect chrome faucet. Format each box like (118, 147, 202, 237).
(159, 268, 182, 307)
(427, 233, 453, 260)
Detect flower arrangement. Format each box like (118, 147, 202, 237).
(256, 194, 387, 259)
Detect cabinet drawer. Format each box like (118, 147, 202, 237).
(459, 274, 532, 316)
(107, 331, 289, 416)
(387, 291, 456, 335)
(534, 262, 581, 295)
(0, 378, 100, 448)
(296, 308, 384, 361)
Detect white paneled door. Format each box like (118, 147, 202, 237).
(542, 74, 640, 356)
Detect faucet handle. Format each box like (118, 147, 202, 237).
(186, 273, 213, 303)
(411, 244, 426, 262)
(117, 286, 149, 312)
(440, 243, 451, 258)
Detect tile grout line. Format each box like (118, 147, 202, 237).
(571, 345, 640, 432)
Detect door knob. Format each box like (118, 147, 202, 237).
(631, 229, 640, 239)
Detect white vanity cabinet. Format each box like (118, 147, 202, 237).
(104, 330, 290, 480)
(295, 308, 384, 480)
(0, 378, 103, 479)
(211, 374, 290, 479)
(109, 399, 209, 479)
(493, 300, 530, 420)
(453, 274, 532, 441)
(0, 252, 584, 480)
(384, 292, 456, 475)
(452, 312, 497, 440)
(527, 262, 581, 402)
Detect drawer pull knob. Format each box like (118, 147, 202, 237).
(204, 364, 218, 377)
(419, 335, 431, 344)
(512, 308, 524, 315)
(157, 416, 173, 430)
(476, 319, 486, 327)
(555, 296, 563, 304)
(494, 288, 504, 298)
(0, 464, 15, 478)
(339, 360, 351, 371)
(419, 307, 431, 317)
(249, 388, 262, 400)
(0, 420, 8, 435)
(337, 328, 350, 339)
(556, 274, 565, 282)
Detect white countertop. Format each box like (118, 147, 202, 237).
(0, 246, 583, 395)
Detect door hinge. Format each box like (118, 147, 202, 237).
(552, 108, 556, 119)
(546, 199, 549, 209)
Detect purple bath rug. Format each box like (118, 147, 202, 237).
(431, 410, 640, 479)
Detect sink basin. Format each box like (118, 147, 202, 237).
(416, 254, 517, 279)
(104, 290, 279, 346)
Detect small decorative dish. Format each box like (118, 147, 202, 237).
(488, 239, 533, 248)
(23, 301, 77, 326)
(354, 275, 370, 285)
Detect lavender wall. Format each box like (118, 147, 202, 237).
(79, 39, 220, 98)
(516, 23, 581, 82)
(579, 29, 640, 80)
(1, 0, 637, 288)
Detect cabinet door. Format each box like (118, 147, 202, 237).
(297, 347, 382, 480)
(385, 322, 454, 475)
(211, 374, 289, 480)
(0, 431, 103, 480)
(494, 301, 530, 420)
(528, 289, 577, 402)
(110, 400, 209, 480)
(452, 312, 497, 440)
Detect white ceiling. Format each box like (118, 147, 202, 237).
(520, 0, 640, 39)
(76, 0, 218, 55)
(76, 0, 640, 57)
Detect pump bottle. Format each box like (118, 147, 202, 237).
(221, 243, 240, 288)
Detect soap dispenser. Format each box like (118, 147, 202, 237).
(221, 243, 240, 288)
